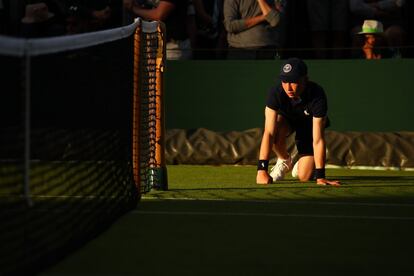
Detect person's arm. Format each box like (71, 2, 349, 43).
(257, 0, 272, 15)
(124, 0, 175, 21)
(223, 0, 266, 34)
(257, 0, 280, 27)
(244, 15, 267, 29)
(256, 107, 277, 184)
(312, 117, 340, 186)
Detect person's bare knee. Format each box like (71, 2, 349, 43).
(298, 171, 313, 182)
(297, 155, 314, 182)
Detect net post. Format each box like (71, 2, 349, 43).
(151, 21, 168, 191)
(133, 19, 168, 193)
(132, 21, 142, 195)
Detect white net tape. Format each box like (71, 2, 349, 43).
(0, 18, 158, 57)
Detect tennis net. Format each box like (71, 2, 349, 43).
(0, 18, 167, 275)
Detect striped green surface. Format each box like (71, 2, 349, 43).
(40, 166, 414, 276)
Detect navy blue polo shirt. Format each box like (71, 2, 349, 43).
(266, 81, 328, 126)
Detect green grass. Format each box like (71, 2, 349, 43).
(147, 166, 414, 203)
(39, 166, 414, 276)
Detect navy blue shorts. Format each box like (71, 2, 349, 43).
(280, 113, 330, 156)
(294, 122, 314, 156)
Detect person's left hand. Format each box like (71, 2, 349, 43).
(316, 178, 341, 186)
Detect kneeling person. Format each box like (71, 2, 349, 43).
(256, 58, 340, 186)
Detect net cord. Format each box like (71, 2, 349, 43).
(0, 18, 160, 57)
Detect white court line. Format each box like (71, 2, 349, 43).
(132, 210, 414, 221)
(141, 197, 414, 208)
(325, 164, 414, 171)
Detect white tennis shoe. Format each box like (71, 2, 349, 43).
(291, 161, 299, 178)
(270, 156, 293, 181)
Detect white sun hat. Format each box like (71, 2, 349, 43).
(358, 20, 384, 34)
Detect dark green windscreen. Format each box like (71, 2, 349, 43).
(165, 59, 414, 132)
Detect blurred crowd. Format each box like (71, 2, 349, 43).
(1, 0, 413, 60)
(0, 0, 122, 37)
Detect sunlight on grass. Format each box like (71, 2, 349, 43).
(143, 165, 414, 203)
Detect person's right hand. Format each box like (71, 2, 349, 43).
(256, 170, 273, 185)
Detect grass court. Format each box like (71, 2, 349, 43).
(40, 165, 414, 275)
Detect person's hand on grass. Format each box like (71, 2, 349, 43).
(256, 170, 273, 185)
(316, 178, 341, 186)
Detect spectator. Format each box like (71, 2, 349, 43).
(356, 19, 391, 59)
(192, 0, 221, 59)
(187, 0, 198, 54)
(214, 0, 228, 59)
(306, 0, 349, 59)
(123, 0, 192, 60)
(349, 0, 406, 58)
(223, 0, 286, 60)
(20, 2, 66, 37)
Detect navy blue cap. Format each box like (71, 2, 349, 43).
(279, 58, 308, 83)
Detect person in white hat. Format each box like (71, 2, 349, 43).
(349, 0, 406, 58)
(359, 19, 385, 59)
